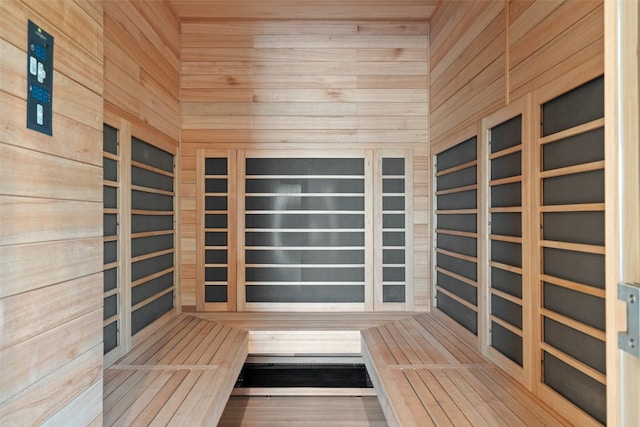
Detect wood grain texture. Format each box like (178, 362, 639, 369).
(103, 315, 248, 427)
(0, 1, 104, 423)
(104, 312, 567, 426)
(103, 0, 180, 142)
(362, 312, 570, 427)
(429, 2, 605, 423)
(604, 1, 640, 425)
(169, 1, 438, 21)
(429, 0, 604, 145)
(180, 20, 429, 310)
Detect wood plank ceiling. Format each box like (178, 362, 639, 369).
(168, 0, 440, 21)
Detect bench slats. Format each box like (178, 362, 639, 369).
(104, 312, 569, 427)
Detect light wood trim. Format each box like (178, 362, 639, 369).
(540, 203, 604, 213)
(532, 68, 606, 418)
(605, 1, 640, 424)
(375, 149, 414, 311)
(539, 160, 604, 179)
(404, 149, 415, 312)
(435, 183, 477, 196)
(434, 160, 477, 177)
(489, 234, 522, 244)
(243, 302, 366, 312)
(196, 149, 236, 312)
(540, 342, 606, 386)
(104, 315, 119, 328)
(539, 118, 604, 146)
(489, 261, 522, 276)
(483, 95, 533, 390)
(489, 206, 522, 213)
(540, 274, 606, 299)
(435, 229, 478, 239)
(131, 210, 175, 216)
(436, 286, 478, 313)
(435, 209, 477, 215)
(488, 144, 522, 160)
(540, 240, 605, 255)
(131, 287, 174, 313)
(489, 314, 523, 337)
(131, 159, 175, 178)
(195, 146, 206, 317)
(131, 185, 175, 197)
(435, 248, 477, 264)
(131, 248, 175, 264)
(237, 149, 374, 312)
(236, 150, 247, 311)
(103, 151, 119, 162)
(489, 175, 522, 187)
(435, 267, 478, 289)
(490, 287, 523, 307)
(478, 120, 490, 355)
(536, 383, 602, 427)
(120, 119, 133, 358)
(131, 230, 174, 239)
(541, 308, 606, 342)
(131, 268, 175, 288)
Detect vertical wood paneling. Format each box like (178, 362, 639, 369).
(180, 20, 430, 310)
(0, 0, 103, 423)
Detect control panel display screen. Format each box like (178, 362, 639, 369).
(26, 20, 54, 136)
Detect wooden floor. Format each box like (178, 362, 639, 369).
(104, 312, 571, 427)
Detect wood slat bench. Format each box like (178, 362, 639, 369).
(362, 313, 571, 427)
(104, 315, 248, 426)
(104, 312, 571, 426)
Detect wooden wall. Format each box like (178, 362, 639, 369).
(429, 0, 605, 424)
(102, 0, 180, 358)
(430, 0, 604, 148)
(0, 0, 104, 424)
(179, 21, 431, 310)
(103, 0, 180, 145)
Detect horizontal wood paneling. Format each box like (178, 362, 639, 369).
(509, 1, 604, 100)
(0, 345, 103, 425)
(429, 1, 605, 424)
(1, 310, 103, 401)
(169, 0, 438, 21)
(429, 1, 505, 146)
(0, 1, 103, 423)
(0, 195, 102, 246)
(0, 273, 102, 350)
(180, 20, 430, 310)
(430, 0, 604, 146)
(0, 0, 102, 95)
(103, 0, 180, 143)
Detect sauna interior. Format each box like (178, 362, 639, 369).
(1, 0, 639, 426)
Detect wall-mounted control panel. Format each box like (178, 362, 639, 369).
(27, 20, 54, 136)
